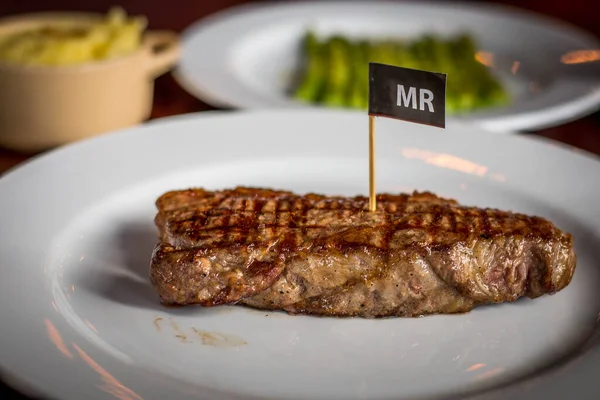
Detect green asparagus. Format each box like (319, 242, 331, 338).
(293, 32, 509, 114)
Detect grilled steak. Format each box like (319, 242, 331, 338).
(149, 187, 576, 318)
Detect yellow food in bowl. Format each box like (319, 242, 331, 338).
(0, 7, 147, 66)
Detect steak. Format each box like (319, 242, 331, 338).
(149, 187, 576, 318)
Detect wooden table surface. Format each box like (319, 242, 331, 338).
(0, 0, 599, 398)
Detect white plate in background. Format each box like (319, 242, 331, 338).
(0, 109, 599, 400)
(174, 0, 600, 132)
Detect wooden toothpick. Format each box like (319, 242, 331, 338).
(369, 115, 376, 212)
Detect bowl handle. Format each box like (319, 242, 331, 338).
(143, 30, 181, 78)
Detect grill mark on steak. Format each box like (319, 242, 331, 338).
(149, 187, 577, 318)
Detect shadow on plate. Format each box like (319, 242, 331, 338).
(90, 221, 161, 309)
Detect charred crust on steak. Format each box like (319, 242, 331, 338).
(149, 186, 577, 318)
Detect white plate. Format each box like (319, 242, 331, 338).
(1, 109, 600, 400)
(174, 0, 600, 132)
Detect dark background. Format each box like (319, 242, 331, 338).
(0, 0, 599, 398)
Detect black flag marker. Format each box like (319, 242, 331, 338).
(366, 62, 447, 212)
(368, 62, 447, 128)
